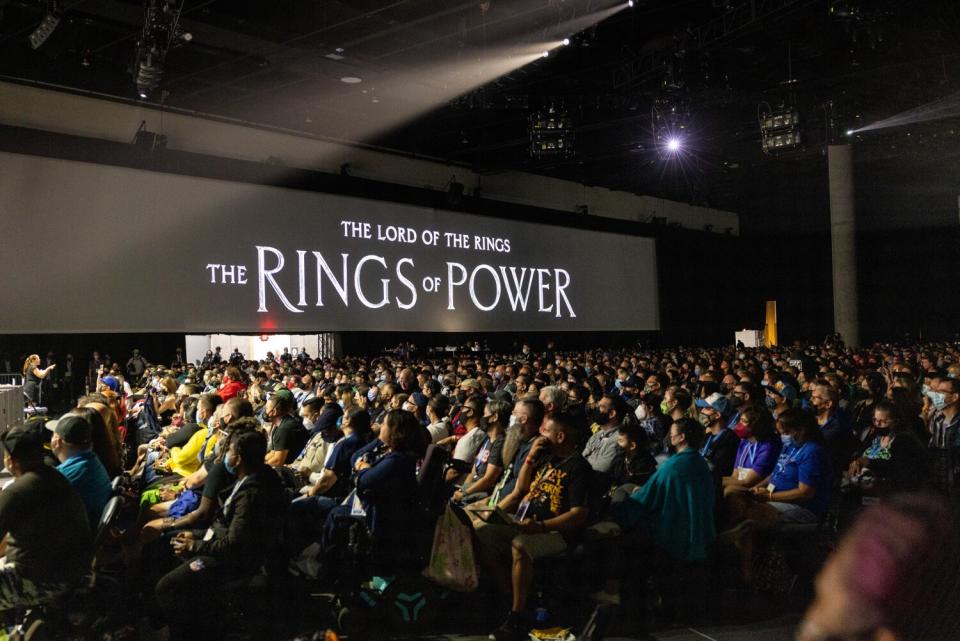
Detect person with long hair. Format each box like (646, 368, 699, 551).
(21, 354, 55, 405)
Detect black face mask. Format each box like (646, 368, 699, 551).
(729, 396, 744, 409)
(596, 410, 611, 424)
(456, 391, 467, 404)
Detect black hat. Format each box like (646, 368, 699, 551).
(1, 424, 44, 460)
(45, 413, 92, 446)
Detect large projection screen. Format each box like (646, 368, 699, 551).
(0, 152, 659, 333)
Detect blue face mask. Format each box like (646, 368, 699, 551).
(780, 434, 793, 446)
(338, 400, 345, 409)
(224, 451, 237, 476)
(336, 415, 343, 428)
(614, 379, 623, 390)
(765, 396, 778, 410)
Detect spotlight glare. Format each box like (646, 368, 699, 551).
(562, 38, 570, 46)
(628, 0, 634, 7)
(845, 129, 854, 136)
(340, 76, 362, 84)
(542, 51, 549, 58)
(666, 137, 681, 152)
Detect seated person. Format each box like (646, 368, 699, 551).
(582, 394, 627, 474)
(0, 425, 92, 612)
(69, 404, 123, 479)
(721, 406, 781, 498)
(137, 418, 262, 554)
(485, 399, 545, 506)
(846, 400, 930, 496)
(264, 390, 307, 466)
(475, 413, 592, 641)
(446, 396, 488, 480)
(593, 418, 715, 605)
(277, 397, 342, 491)
(139, 394, 224, 484)
(425, 394, 452, 444)
(453, 399, 510, 502)
(723, 408, 832, 584)
(697, 395, 740, 478)
(606, 421, 657, 491)
(46, 413, 112, 528)
(285, 408, 374, 557)
(156, 429, 286, 641)
(318, 410, 424, 569)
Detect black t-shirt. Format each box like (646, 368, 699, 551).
(523, 453, 592, 522)
(202, 460, 236, 501)
(165, 422, 201, 449)
(270, 415, 307, 464)
(609, 450, 657, 488)
(470, 433, 505, 482)
(0, 466, 92, 583)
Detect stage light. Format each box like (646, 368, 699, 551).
(340, 76, 362, 84)
(541, 51, 549, 58)
(628, 0, 634, 7)
(29, 11, 60, 50)
(759, 105, 802, 153)
(135, 49, 163, 99)
(562, 38, 570, 46)
(666, 137, 681, 152)
(529, 106, 575, 159)
(845, 129, 854, 136)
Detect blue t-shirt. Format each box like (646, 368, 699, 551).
(500, 437, 534, 498)
(58, 450, 112, 529)
(324, 433, 365, 498)
(770, 441, 831, 517)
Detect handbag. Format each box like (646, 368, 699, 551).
(422, 504, 478, 592)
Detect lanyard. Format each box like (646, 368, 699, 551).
(700, 433, 718, 456)
(737, 441, 758, 469)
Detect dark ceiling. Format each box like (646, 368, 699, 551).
(3, 0, 960, 212)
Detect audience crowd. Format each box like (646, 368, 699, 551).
(2, 338, 960, 641)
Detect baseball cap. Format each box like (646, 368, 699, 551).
(1, 424, 44, 460)
(767, 381, 798, 403)
(695, 392, 732, 417)
(45, 413, 93, 446)
(99, 376, 120, 393)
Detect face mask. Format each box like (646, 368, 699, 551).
(697, 413, 712, 428)
(509, 415, 520, 429)
(780, 434, 793, 447)
(659, 400, 672, 414)
(224, 451, 237, 476)
(338, 400, 345, 409)
(614, 379, 623, 390)
(643, 385, 654, 394)
(456, 392, 467, 404)
(761, 362, 769, 371)
(921, 384, 930, 395)
(367, 389, 378, 402)
(303, 417, 316, 432)
(694, 367, 702, 377)
(729, 396, 743, 409)
(596, 411, 611, 425)
(928, 391, 947, 411)
(765, 396, 778, 410)
(634, 405, 648, 421)
(336, 415, 343, 428)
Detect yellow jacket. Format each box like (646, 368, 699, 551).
(168, 427, 218, 477)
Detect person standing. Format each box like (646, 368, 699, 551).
(125, 349, 149, 383)
(21, 354, 55, 405)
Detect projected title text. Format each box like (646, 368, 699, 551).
(205, 219, 577, 318)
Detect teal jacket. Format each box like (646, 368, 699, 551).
(611, 448, 716, 561)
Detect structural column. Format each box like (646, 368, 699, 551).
(827, 144, 859, 347)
